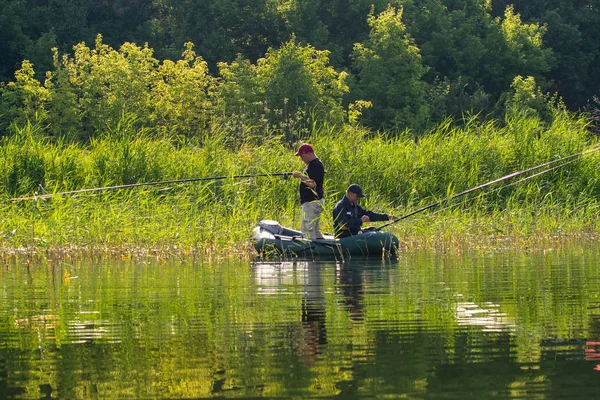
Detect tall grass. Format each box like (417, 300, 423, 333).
(0, 111, 598, 257)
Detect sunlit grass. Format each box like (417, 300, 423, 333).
(1, 111, 599, 258)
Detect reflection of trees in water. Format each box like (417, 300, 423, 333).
(391, 329, 600, 397)
(252, 261, 329, 364)
(0, 348, 26, 398)
(334, 260, 398, 322)
(251, 259, 600, 397)
(336, 262, 366, 322)
(299, 264, 327, 364)
(332, 263, 525, 397)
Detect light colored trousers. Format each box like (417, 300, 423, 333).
(301, 199, 325, 239)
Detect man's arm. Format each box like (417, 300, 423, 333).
(292, 171, 316, 188)
(359, 205, 392, 223)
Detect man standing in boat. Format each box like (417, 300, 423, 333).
(333, 184, 396, 238)
(292, 144, 325, 240)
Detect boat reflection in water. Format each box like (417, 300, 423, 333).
(454, 296, 514, 333)
(251, 259, 397, 365)
(253, 261, 328, 364)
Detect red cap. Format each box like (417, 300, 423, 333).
(294, 144, 314, 156)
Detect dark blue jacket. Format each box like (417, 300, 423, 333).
(299, 158, 325, 204)
(333, 196, 389, 237)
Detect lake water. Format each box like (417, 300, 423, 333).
(1, 248, 600, 399)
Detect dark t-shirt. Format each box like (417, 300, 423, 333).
(299, 158, 325, 204)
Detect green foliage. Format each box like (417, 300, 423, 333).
(217, 38, 349, 143)
(493, 1, 600, 108)
(145, 0, 285, 67)
(44, 48, 82, 140)
(1, 122, 47, 196)
(1, 0, 600, 128)
(22, 32, 57, 78)
(0, 60, 50, 133)
(257, 39, 348, 132)
(504, 75, 552, 122)
(2, 36, 351, 143)
(10, 37, 218, 140)
(400, 1, 552, 120)
(217, 56, 262, 115)
(151, 42, 217, 137)
(0, 0, 29, 82)
(90, 132, 167, 186)
(497, 6, 552, 88)
(351, 6, 429, 133)
(425, 76, 490, 123)
(0, 110, 596, 254)
(51, 36, 157, 137)
(278, 0, 390, 66)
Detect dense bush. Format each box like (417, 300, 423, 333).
(0, 36, 349, 143)
(1, 1, 596, 137)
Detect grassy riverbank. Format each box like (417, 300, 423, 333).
(1, 112, 599, 258)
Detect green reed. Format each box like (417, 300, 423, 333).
(0, 111, 599, 256)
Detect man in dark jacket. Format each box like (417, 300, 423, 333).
(292, 144, 325, 239)
(333, 184, 395, 238)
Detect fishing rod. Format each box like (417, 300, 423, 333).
(428, 156, 584, 218)
(10, 171, 293, 202)
(375, 145, 600, 231)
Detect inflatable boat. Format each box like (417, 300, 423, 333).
(252, 220, 399, 259)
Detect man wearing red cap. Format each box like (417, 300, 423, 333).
(292, 144, 325, 240)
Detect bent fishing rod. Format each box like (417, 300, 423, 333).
(375, 145, 600, 231)
(10, 171, 294, 202)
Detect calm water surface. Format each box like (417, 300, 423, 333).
(1, 248, 600, 398)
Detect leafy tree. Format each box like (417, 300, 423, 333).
(1, 0, 599, 137)
(23, 0, 94, 73)
(50, 36, 157, 137)
(15, 36, 218, 140)
(400, 1, 551, 119)
(504, 75, 553, 122)
(147, 0, 284, 68)
(216, 38, 348, 142)
(258, 38, 347, 117)
(22, 32, 57, 79)
(0, 60, 50, 134)
(278, 0, 391, 67)
(490, 0, 555, 20)
(390, 0, 497, 122)
(544, 4, 600, 108)
(84, 0, 156, 47)
(151, 43, 217, 137)
(491, 0, 600, 108)
(0, 0, 28, 82)
(351, 6, 429, 133)
(497, 6, 552, 90)
(218, 56, 262, 116)
(215, 56, 266, 144)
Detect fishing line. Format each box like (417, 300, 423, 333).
(426, 157, 583, 218)
(10, 172, 293, 202)
(376, 145, 600, 231)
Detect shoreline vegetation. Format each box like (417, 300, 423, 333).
(2, 110, 599, 259)
(1, 31, 599, 259)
